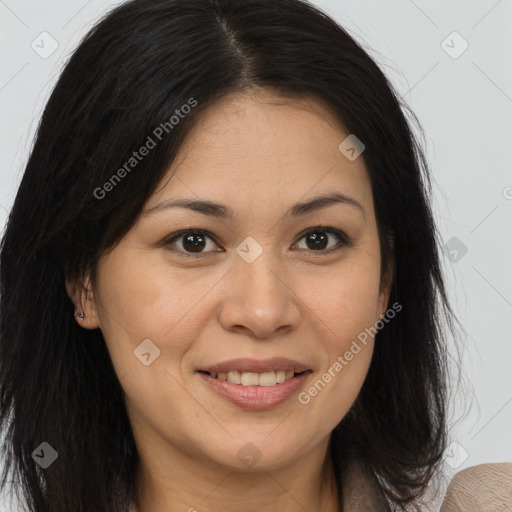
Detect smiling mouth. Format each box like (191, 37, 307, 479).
(198, 370, 309, 387)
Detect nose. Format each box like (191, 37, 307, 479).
(217, 247, 302, 339)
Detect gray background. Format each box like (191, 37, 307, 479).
(1, 0, 511, 509)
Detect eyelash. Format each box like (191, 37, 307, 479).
(163, 227, 352, 258)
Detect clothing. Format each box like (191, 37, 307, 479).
(342, 460, 512, 511)
(440, 463, 512, 511)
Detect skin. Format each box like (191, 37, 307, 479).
(67, 87, 393, 512)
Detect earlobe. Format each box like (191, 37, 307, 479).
(378, 256, 395, 318)
(378, 289, 391, 319)
(65, 272, 100, 330)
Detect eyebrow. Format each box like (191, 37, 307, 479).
(142, 192, 365, 221)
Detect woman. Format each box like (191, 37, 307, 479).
(0, 0, 461, 510)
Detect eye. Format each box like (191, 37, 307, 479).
(164, 229, 222, 257)
(164, 226, 352, 258)
(293, 227, 351, 253)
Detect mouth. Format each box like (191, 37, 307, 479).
(195, 358, 313, 410)
(197, 370, 312, 410)
(197, 369, 308, 387)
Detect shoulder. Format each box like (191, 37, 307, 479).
(440, 462, 512, 511)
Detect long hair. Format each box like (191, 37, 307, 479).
(0, 0, 460, 510)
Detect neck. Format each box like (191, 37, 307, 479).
(132, 436, 340, 512)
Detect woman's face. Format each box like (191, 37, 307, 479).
(74, 88, 392, 473)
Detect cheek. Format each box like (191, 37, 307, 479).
(297, 290, 378, 432)
(300, 253, 382, 342)
(92, 251, 198, 378)
(92, 255, 207, 439)
(294, 253, 381, 412)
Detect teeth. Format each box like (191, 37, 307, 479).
(276, 371, 287, 383)
(209, 370, 300, 386)
(227, 371, 241, 384)
(241, 372, 259, 386)
(257, 372, 276, 387)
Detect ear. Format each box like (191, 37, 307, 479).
(65, 271, 101, 330)
(377, 237, 395, 318)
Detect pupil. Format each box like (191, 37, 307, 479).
(183, 234, 205, 253)
(307, 232, 327, 250)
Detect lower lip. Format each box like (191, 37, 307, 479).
(197, 371, 311, 410)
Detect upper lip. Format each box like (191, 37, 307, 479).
(198, 357, 311, 374)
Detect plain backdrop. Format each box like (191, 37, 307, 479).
(0, 0, 511, 510)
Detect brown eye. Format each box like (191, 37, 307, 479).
(164, 226, 351, 258)
(304, 231, 329, 250)
(294, 228, 350, 253)
(165, 230, 222, 256)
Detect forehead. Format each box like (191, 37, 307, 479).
(149, 88, 373, 215)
